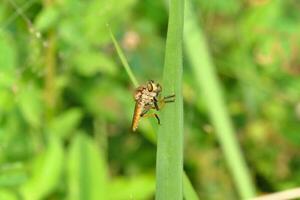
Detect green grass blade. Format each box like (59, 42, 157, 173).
(109, 25, 199, 199)
(183, 173, 199, 200)
(184, 1, 256, 199)
(108, 26, 138, 87)
(68, 133, 107, 200)
(155, 0, 184, 199)
(20, 136, 64, 200)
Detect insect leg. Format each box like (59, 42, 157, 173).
(164, 99, 175, 103)
(141, 113, 161, 125)
(153, 97, 160, 111)
(164, 94, 175, 102)
(154, 94, 175, 110)
(164, 94, 176, 99)
(140, 109, 149, 117)
(154, 113, 160, 124)
(163, 94, 175, 103)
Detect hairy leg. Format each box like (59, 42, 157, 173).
(141, 112, 160, 124)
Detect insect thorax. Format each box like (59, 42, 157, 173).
(135, 89, 160, 105)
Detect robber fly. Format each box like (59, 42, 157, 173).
(131, 80, 175, 131)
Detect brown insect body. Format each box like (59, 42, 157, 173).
(131, 80, 174, 131)
(131, 103, 144, 131)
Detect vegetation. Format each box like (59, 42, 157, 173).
(1, 0, 300, 199)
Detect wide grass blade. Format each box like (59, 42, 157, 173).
(155, 0, 184, 199)
(184, 1, 256, 199)
(109, 23, 199, 199)
(68, 133, 107, 200)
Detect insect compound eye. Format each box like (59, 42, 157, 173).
(147, 82, 153, 92)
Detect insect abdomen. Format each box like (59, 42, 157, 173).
(131, 103, 143, 131)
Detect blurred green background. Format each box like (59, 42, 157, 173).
(1, 0, 300, 199)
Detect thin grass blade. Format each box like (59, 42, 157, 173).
(183, 173, 199, 200)
(108, 26, 138, 87)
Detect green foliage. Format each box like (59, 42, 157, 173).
(73, 51, 117, 77)
(20, 136, 64, 200)
(18, 85, 43, 128)
(68, 133, 107, 200)
(35, 6, 60, 32)
(0, 189, 18, 200)
(47, 108, 83, 139)
(108, 175, 155, 199)
(184, 1, 255, 199)
(0, 33, 16, 72)
(1, 0, 300, 199)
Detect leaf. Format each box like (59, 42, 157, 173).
(108, 175, 155, 200)
(20, 136, 64, 200)
(68, 133, 107, 200)
(0, 33, 16, 72)
(48, 108, 83, 139)
(18, 86, 43, 128)
(35, 6, 60, 32)
(0, 89, 14, 113)
(73, 51, 117, 76)
(0, 32, 16, 88)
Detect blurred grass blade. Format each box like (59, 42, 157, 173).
(183, 173, 199, 200)
(20, 136, 64, 200)
(108, 175, 155, 199)
(108, 26, 138, 87)
(184, 1, 256, 199)
(68, 133, 107, 200)
(156, 0, 184, 199)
